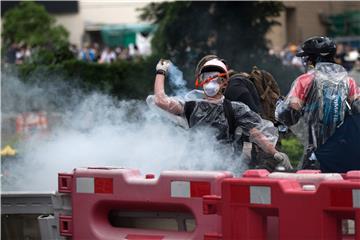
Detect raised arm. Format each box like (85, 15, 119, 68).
(154, 59, 184, 115)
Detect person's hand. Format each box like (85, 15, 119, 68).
(156, 59, 171, 76)
(274, 151, 293, 171)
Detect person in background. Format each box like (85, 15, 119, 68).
(79, 43, 96, 62)
(15, 43, 26, 64)
(92, 43, 101, 62)
(342, 45, 356, 71)
(276, 36, 360, 173)
(69, 44, 78, 58)
(98, 47, 116, 63)
(349, 55, 360, 84)
(119, 47, 130, 61)
(6, 43, 18, 64)
(334, 43, 345, 66)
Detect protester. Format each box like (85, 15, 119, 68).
(225, 65, 284, 170)
(349, 56, 360, 85)
(118, 47, 131, 61)
(78, 43, 96, 62)
(69, 44, 78, 58)
(15, 43, 27, 64)
(92, 43, 101, 62)
(193, 55, 277, 169)
(5, 43, 18, 64)
(282, 43, 298, 66)
(150, 57, 293, 172)
(98, 47, 116, 64)
(276, 36, 360, 173)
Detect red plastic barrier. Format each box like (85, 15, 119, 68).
(58, 167, 232, 240)
(204, 170, 360, 240)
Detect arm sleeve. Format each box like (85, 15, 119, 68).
(348, 77, 359, 102)
(275, 73, 314, 125)
(232, 102, 278, 154)
(146, 95, 188, 129)
(154, 93, 184, 115)
(153, 74, 184, 115)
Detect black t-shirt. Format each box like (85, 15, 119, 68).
(224, 76, 262, 114)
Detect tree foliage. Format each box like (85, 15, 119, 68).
(17, 58, 158, 100)
(2, 1, 73, 64)
(139, 2, 300, 93)
(140, 2, 283, 68)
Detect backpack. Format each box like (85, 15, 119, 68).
(247, 66, 281, 123)
(226, 67, 281, 123)
(225, 72, 262, 114)
(303, 63, 349, 147)
(223, 99, 236, 139)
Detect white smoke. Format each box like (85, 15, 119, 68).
(168, 63, 189, 96)
(1, 71, 246, 191)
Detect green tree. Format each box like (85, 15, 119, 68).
(139, 2, 300, 92)
(140, 2, 282, 67)
(2, 1, 73, 64)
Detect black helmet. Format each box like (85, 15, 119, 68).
(296, 36, 336, 58)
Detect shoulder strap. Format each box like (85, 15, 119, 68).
(223, 99, 236, 137)
(184, 101, 196, 124)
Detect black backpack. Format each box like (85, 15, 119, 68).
(225, 67, 281, 123)
(224, 73, 262, 114)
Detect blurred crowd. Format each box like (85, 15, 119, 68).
(5, 42, 32, 64)
(5, 41, 151, 65)
(5, 40, 360, 82)
(74, 42, 147, 64)
(270, 42, 360, 76)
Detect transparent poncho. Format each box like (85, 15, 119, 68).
(147, 89, 279, 155)
(276, 63, 350, 150)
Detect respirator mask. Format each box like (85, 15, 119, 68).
(203, 80, 220, 97)
(196, 71, 227, 97)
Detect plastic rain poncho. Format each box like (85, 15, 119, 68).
(276, 63, 350, 151)
(147, 89, 279, 155)
(146, 95, 189, 129)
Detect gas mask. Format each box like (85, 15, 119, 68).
(203, 80, 221, 97)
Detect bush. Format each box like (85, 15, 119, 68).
(17, 57, 159, 100)
(281, 136, 304, 166)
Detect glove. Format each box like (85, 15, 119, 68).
(274, 151, 293, 171)
(156, 59, 171, 76)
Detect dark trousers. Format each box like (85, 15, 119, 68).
(316, 114, 360, 173)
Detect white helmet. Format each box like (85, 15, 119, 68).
(195, 57, 229, 88)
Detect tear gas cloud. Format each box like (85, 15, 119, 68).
(168, 63, 189, 96)
(2, 70, 245, 192)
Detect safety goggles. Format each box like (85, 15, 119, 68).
(195, 71, 227, 88)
